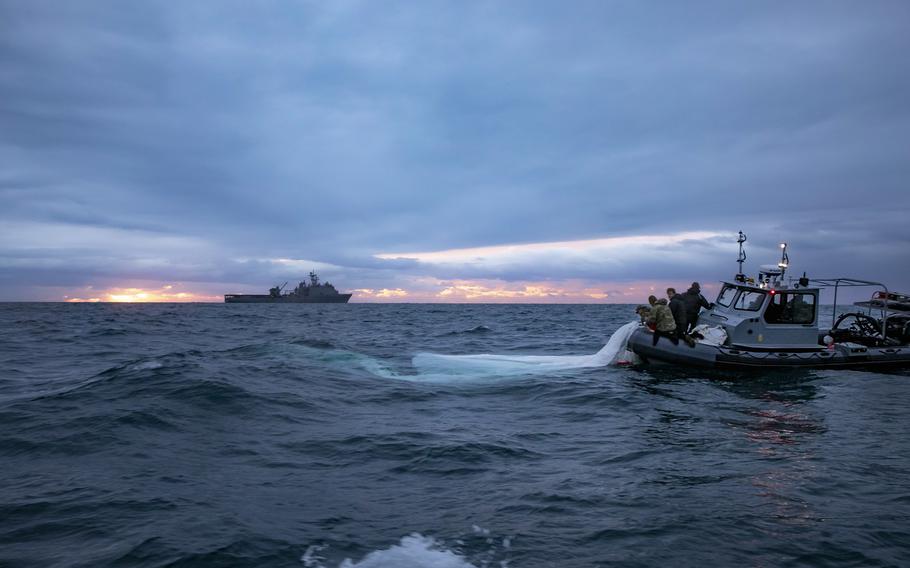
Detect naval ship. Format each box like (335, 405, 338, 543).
(224, 271, 352, 303)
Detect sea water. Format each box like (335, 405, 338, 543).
(1, 303, 909, 567)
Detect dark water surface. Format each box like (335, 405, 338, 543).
(2, 303, 909, 567)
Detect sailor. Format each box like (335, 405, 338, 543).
(647, 296, 678, 346)
(638, 296, 658, 328)
(681, 282, 712, 333)
(667, 288, 696, 347)
(667, 288, 686, 329)
(635, 304, 652, 323)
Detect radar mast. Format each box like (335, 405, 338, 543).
(735, 231, 747, 282)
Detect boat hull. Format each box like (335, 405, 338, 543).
(224, 294, 352, 304)
(627, 328, 910, 370)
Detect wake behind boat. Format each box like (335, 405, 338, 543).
(629, 234, 910, 370)
(224, 271, 352, 304)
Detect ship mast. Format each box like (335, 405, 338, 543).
(778, 242, 789, 280)
(735, 231, 747, 282)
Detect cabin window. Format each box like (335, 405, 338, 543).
(734, 290, 766, 311)
(764, 292, 816, 325)
(716, 285, 738, 307)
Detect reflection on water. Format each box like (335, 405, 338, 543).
(750, 465, 824, 536)
(719, 375, 827, 531)
(717, 374, 825, 453)
(743, 408, 826, 448)
(715, 371, 821, 404)
(629, 371, 829, 535)
(743, 404, 824, 528)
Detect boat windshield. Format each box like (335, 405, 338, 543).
(764, 292, 816, 324)
(734, 290, 766, 311)
(716, 285, 738, 307)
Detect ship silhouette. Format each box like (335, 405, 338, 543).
(224, 271, 352, 303)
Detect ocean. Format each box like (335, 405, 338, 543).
(2, 302, 909, 567)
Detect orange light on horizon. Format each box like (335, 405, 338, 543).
(65, 286, 221, 303)
(351, 288, 409, 299)
(434, 281, 609, 302)
(350, 279, 705, 303)
(62, 278, 717, 304)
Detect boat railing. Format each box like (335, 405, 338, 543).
(809, 278, 890, 341)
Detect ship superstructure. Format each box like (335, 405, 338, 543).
(224, 271, 352, 303)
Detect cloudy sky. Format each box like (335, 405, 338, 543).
(2, 1, 908, 302)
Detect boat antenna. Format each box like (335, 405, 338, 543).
(778, 242, 789, 279)
(735, 231, 747, 282)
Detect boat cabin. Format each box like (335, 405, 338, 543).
(699, 271, 820, 349)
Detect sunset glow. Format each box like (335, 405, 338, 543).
(64, 286, 221, 303)
(428, 280, 664, 303)
(348, 279, 712, 304)
(352, 288, 409, 299)
(59, 278, 718, 304)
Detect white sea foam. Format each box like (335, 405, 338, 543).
(128, 360, 164, 371)
(301, 534, 478, 568)
(301, 544, 327, 567)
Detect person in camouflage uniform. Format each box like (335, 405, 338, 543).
(647, 295, 678, 346)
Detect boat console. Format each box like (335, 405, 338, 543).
(699, 240, 909, 350)
(700, 281, 820, 349)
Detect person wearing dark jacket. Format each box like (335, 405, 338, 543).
(667, 288, 696, 347)
(681, 282, 712, 333)
(667, 288, 686, 330)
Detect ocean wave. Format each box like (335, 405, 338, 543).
(161, 379, 257, 412)
(290, 338, 337, 349)
(0, 356, 181, 407)
(333, 534, 475, 568)
(110, 533, 493, 568)
(302, 529, 512, 568)
(278, 432, 441, 465)
(438, 325, 493, 337)
(113, 409, 180, 431)
(126, 360, 165, 372)
(86, 327, 131, 337)
(389, 440, 541, 475)
(5, 304, 909, 567)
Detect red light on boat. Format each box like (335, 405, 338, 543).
(770, 290, 776, 295)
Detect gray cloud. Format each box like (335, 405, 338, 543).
(1, 0, 909, 299)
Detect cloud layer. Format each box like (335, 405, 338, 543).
(2, 1, 908, 301)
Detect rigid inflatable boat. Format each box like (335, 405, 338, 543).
(628, 233, 910, 370)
